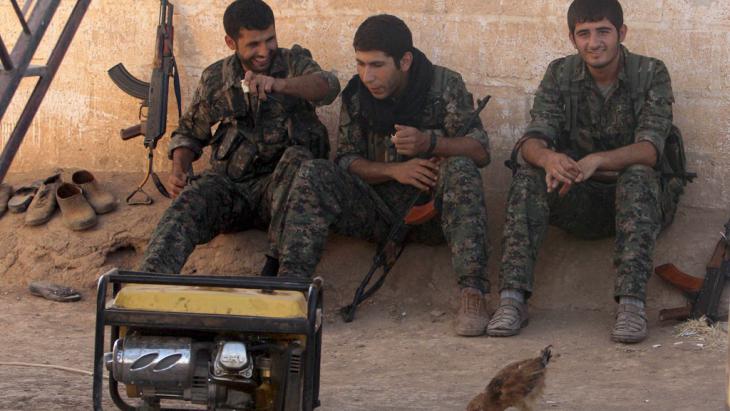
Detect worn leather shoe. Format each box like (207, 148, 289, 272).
(454, 287, 489, 336)
(0, 183, 12, 217)
(72, 170, 117, 214)
(56, 183, 97, 230)
(487, 298, 529, 337)
(25, 174, 61, 226)
(611, 303, 648, 344)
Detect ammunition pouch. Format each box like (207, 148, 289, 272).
(210, 119, 259, 182)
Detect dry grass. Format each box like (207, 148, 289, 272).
(674, 316, 728, 349)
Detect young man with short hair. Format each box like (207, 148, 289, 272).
(274, 14, 492, 336)
(138, 0, 340, 274)
(490, 0, 685, 343)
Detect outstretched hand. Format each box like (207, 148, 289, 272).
(390, 157, 441, 191)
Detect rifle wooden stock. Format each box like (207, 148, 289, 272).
(655, 263, 703, 294)
(659, 306, 691, 322)
(120, 123, 144, 140)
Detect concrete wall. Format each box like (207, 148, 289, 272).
(1, 0, 729, 209)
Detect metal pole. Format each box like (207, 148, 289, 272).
(0, 0, 92, 184)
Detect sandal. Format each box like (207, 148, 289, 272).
(486, 298, 529, 337)
(0, 183, 13, 217)
(8, 181, 41, 213)
(29, 281, 82, 302)
(611, 303, 648, 344)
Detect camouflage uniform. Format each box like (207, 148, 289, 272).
(500, 46, 680, 301)
(138, 46, 340, 274)
(275, 66, 491, 292)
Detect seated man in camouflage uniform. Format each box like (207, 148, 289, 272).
(489, 0, 685, 343)
(274, 14, 492, 336)
(137, 0, 340, 274)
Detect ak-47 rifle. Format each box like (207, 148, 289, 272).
(108, 0, 181, 205)
(339, 95, 491, 322)
(655, 219, 730, 323)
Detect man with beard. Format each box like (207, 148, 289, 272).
(137, 0, 340, 275)
(490, 0, 686, 343)
(273, 14, 492, 336)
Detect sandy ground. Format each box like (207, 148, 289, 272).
(0, 170, 726, 410)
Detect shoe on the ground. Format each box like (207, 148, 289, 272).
(454, 287, 489, 336)
(71, 169, 117, 214)
(611, 303, 648, 344)
(25, 174, 61, 226)
(29, 281, 81, 302)
(0, 183, 13, 217)
(486, 297, 529, 337)
(7, 181, 41, 213)
(56, 182, 97, 230)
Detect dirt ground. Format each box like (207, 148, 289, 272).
(0, 170, 726, 410)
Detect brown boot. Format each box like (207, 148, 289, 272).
(454, 287, 489, 336)
(72, 170, 117, 214)
(25, 174, 61, 226)
(56, 183, 97, 230)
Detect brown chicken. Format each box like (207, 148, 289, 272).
(466, 345, 552, 411)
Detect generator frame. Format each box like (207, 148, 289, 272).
(92, 269, 323, 411)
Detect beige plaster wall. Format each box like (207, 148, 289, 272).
(1, 0, 729, 209)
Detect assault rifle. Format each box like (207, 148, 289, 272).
(655, 219, 730, 323)
(339, 95, 491, 322)
(108, 0, 181, 205)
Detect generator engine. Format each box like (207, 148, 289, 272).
(105, 333, 303, 410)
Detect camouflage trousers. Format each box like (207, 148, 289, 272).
(500, 164, 680, 301)
(275, 156, 490, 292)
(137, 146, 312, 274)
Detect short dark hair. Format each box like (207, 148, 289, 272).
(567, 0, 624, 34)
(223, 0, 275, 39)
(353, 14, 413, 65)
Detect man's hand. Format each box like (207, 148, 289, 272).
(392, 125, 430, 157)
(169, 147, 195, 198)
(243, 71, 284, 101)
(542, 151, 583, 193)
(575, 153, 604, 183)
(389, 158, 440, 191)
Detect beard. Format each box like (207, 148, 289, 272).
(237, 50, 273, 74)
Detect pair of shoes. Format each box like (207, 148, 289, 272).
(56, 169, 117, 231)
(611, 303, 648, 344)
(486, 298, 529, 337)
(0, 183, 13, 217)
(454, 287, 490, 336)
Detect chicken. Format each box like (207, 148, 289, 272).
(467, 345, 552, 411)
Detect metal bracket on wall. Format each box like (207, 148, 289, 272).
(0, 0, 92, 184)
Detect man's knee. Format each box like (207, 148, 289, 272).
(441, 156, 482, 192)
(279, 145, 314, 166)
(620, 164, 656, 180)
(296, 159, 339, 186)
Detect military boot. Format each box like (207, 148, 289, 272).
(454, 287, 489, 336)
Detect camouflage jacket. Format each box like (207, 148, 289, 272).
(168, 45, 340, 179)
(336, 65, 490, 171)
(525, 45, 674, 160)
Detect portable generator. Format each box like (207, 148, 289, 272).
(92, 269, 323, 411)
